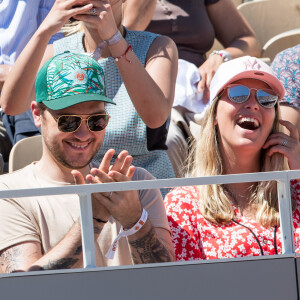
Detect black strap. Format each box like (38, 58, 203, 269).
(93, 217, 108, 224)
(232, 219, 264, 256)
(274, 226, 278, 254)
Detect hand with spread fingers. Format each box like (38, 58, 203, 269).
(263, 120, 300, 170)
(89, 149, 142, 230)
(72, 149, 143, 230)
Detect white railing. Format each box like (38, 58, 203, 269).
(0, 170, 299, 267)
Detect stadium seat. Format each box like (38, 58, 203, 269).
(231, 0, 244, 7)
(237, 0, 300, 59)
(262, 28, 300, 62)
(8, 135, 43, 172)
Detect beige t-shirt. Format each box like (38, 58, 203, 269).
(0, 163, 169, 267)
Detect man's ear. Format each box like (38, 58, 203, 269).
(31, 101, 42, 128)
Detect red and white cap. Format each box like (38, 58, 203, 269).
(209, 56, 285, 103)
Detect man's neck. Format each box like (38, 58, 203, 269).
(35, 155, 90, 184)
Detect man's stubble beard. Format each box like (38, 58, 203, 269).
(43, 136, 100, 170)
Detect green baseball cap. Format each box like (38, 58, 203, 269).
(35, 51, 115, 110)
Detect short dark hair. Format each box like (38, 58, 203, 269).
(37, 102, 48, 114)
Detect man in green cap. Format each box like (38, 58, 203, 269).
(0, 52, 174, 273)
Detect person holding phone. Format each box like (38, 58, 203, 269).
(0, 52, 175, 272)
(123, 0, 261, 177)
(1, 0, 178, 194)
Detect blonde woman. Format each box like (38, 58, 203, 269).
(1, 0, 178, 190)
(165, 56, 300, 260)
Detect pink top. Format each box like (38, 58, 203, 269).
(165, 181, 300, 261)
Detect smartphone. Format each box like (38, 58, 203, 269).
(70, 5, 84, 22)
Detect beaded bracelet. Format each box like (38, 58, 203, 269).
(209, 50, 232, 62)
(113, 45, 133, 63)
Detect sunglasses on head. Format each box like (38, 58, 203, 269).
(55, 114, 110, 133)
(224, 84, 279, 108)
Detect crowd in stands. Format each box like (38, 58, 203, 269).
(0, 0, 299, 272)
(126, 0, 261, 177)
(0, 0, 64, 159)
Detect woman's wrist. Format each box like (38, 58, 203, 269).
(209, 50, 232, 62)
(104, 30, 123, 46)
(35, 24, 56, 44)
(108, 38, 130, 58)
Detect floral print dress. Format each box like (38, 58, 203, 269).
(165, 181, 300, 261)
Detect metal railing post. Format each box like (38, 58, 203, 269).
(277, 178, 295, 254)
(79, 193, 96, 268)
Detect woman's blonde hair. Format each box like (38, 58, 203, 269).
(187, 96, 288, 227)
(61, 20, 84, 37)
(61, 1, 126, 37)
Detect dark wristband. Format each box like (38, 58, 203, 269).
(93, 217, 108, 224)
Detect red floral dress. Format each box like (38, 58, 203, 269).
(165, 181, 300, 261)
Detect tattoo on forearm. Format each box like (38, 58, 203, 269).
(37, 245, 82, 271)
(74, 245, 82, 256)
(128, 227, 174, 264)
(39, 257, 79, 270)
(0, 246, 24, 273)
(94, 226, 101, 235)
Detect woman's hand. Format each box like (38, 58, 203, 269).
(197, 54, 224, 103)
(73, 0, 119, 41)
(40, 0, 93, 36)
(263, 120, 300, 170)
(196, 0, 261, 104)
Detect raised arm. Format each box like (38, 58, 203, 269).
(0, 1, 93, 115)
(198, 0, 261, 99)
(75, 1, 178, 128)
(0, 65, 10, 91)
(122, 0, 157, 31)
(109, 35, 178, 128)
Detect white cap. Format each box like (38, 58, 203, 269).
(209, 56, 285, 103)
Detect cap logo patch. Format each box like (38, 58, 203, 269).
(73, 69, 87, 84)
(243, 58, 261, 71)
(35, 52, 115, 109)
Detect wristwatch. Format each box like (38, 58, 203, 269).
(209, 50, 232, 62)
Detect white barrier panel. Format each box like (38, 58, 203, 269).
(0, 170, 299, 267)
